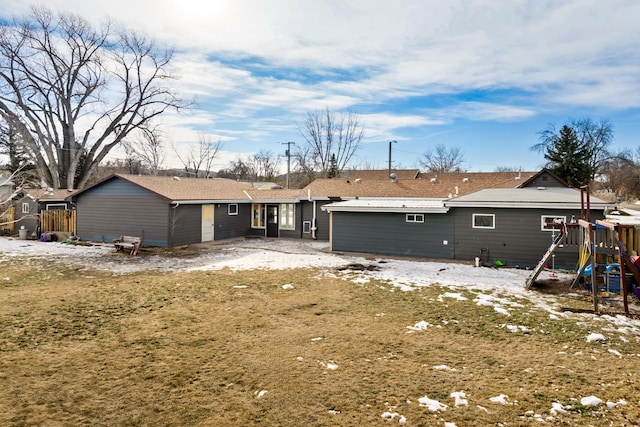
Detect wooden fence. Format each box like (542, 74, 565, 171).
(40, 209, 76, 234)
(0, 206, 15, 234)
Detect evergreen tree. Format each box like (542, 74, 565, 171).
(543, 125, 593, 187)
(327, 154, 339, 178)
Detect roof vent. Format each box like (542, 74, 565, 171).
(173, 176, 181, 181)
(430, 177, 437, 183)
(355, 178, 362, 183)
(537, 186, 546, 190)
(389, 173, 397, 182)
(462, 177, 469, 182)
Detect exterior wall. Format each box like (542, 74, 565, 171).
(299, 200, 331, 240)
(76, 179, 170, 246)
(331, 211, 454, 259)
(171, 204, 201, 246)
(214, 203, 252, 240)
(314, 202, 331, 240)
(452, 207, 605, 268)
(521, 171, 566, 188)
(14, 196, 39, 235)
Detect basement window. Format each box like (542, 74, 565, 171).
(406, 214, 424, 223)
(473, 213, 495, 229)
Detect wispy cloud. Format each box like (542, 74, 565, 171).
(3, 0, 640, 171)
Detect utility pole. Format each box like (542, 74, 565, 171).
(388, 140, 397, 177)
(282, 141, 295, 189)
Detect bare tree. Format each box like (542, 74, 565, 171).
(598, 149, 640, 200)
(173, 134, 223, 178)
(123, 125, 166, 175)
(298, 107, 364, 178)
(216, 158, 254, 181)
(420, 144, 465, 173)
(0, 7, 186, 189)
(251, 150, 278, 181)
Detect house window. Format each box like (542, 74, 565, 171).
(473, 213, 495, 229)
(251, 203, 265, 229)
(541, 215, 565, 231)
(280, 203, 295, 230)
(22, 203, 29, 214)
(303, 221, 311, 233)
(228, 204, 238, 216)
(45, 203, 66, 210)
(406, 214, 424, 223)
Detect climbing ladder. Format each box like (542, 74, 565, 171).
(525, 222, 567, 289)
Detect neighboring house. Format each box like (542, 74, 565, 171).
(0, 175, 14, 201)
(340, 168, 422, 180)
(320, 170, 610, 268)
(70, 174, 311, 247)
(13, 188, 75, 237)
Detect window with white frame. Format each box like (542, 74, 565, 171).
(45, 203, 66, 210)
(228, 204, 238, 216)
(251, 203, 265, 228)
(541, 215, 565, 231)
(279, 203, 295, 230)
(472, 213, 495, 229)
(22, 203, 30, 214)
(406, 213, 424, 223)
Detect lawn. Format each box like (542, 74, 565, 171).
(0, 245, 639, 426)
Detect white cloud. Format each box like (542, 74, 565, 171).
(3, 0, 640, 170)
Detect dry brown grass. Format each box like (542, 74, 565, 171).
(1, 257, 639, 426)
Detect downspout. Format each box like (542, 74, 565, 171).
(308, 189, 317, 240)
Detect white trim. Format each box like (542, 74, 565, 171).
(406, 213, 425, 223)
(251, 203, 266, 229)
(228, 203, 238, 216)
(279, 203, 295, 230)
(472, 213, 495, 229)
(541, 215, 566, 231)
(45, 203, 67, 210)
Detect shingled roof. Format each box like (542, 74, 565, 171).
(305, 171, 537, 199)
(72, 174, 306, 202)
(340, 169, 421, 180)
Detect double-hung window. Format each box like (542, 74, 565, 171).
(280, 203, 295, 230)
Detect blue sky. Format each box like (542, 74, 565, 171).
(3, 0, 640, 173)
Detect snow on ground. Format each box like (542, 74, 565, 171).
(2, 236, 639, 323)
(2, 235, 640, 424)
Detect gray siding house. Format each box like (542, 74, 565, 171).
(320, 170, 610, 267)
(447, 187, 608, 268)
(323, 199, 453, 258)
(71, 174, 312, 247)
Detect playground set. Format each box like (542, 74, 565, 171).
(525, 187, 640, 316)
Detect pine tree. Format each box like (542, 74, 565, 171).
(543, 125, 593, 187)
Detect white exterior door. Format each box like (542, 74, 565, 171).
(201, 204, 214, 242)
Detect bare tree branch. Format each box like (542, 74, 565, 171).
(420, 144, 465, 173)
(298, 106, 364, 177)
(0, 7, 188, 189)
